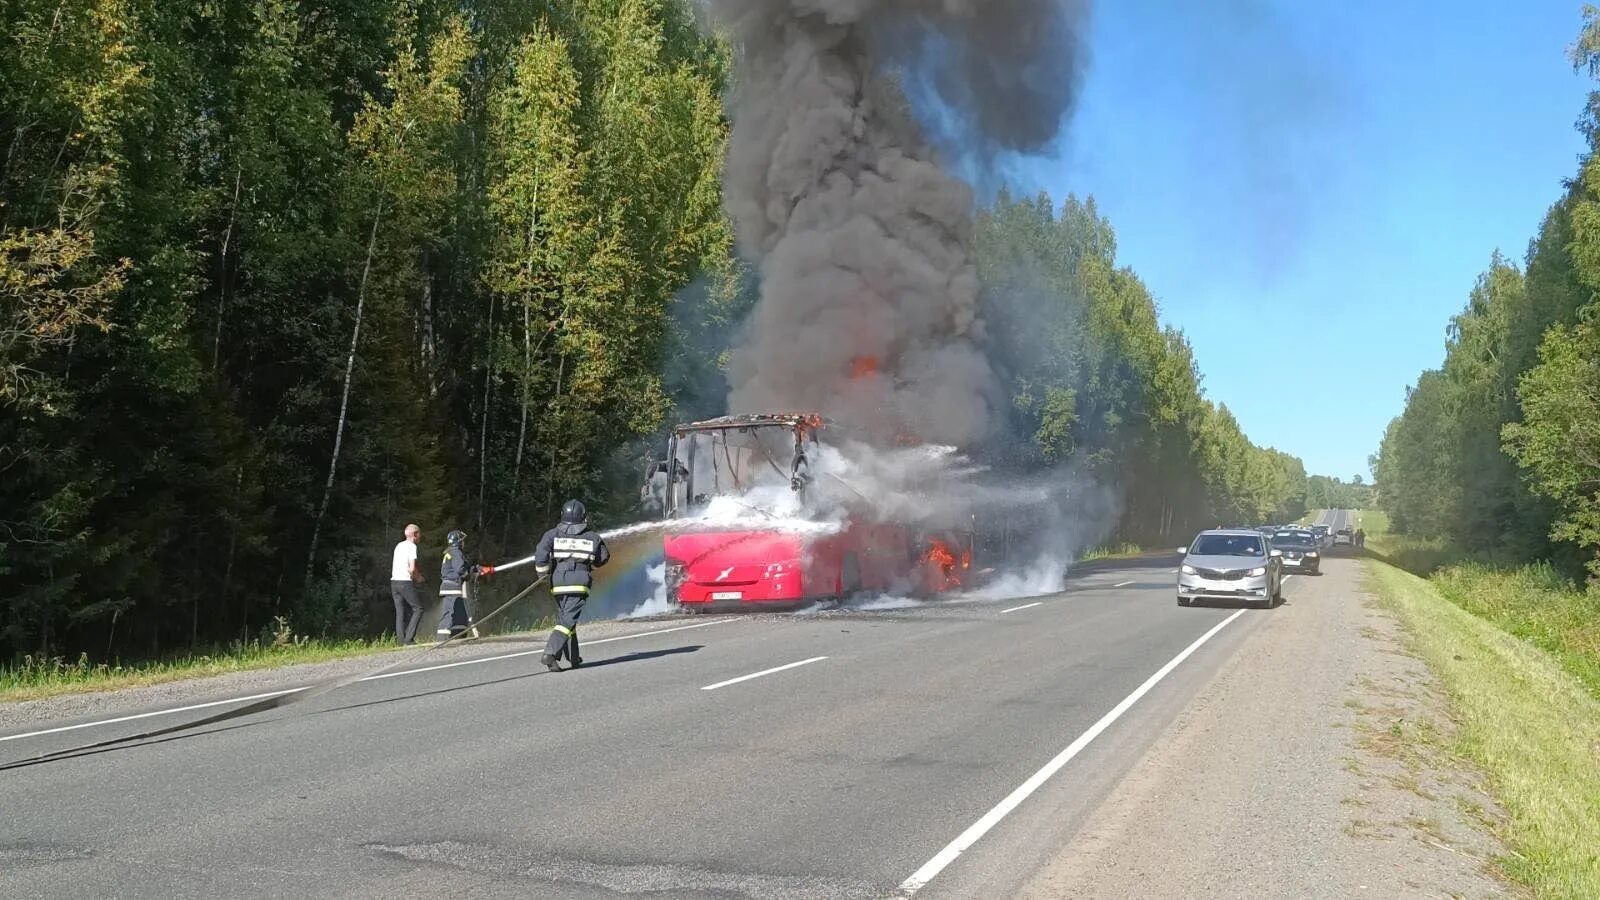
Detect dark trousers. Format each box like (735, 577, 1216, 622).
(544, 593, 586, 664)
(437, 591, 473, 637)
(391, 580, 422, 645)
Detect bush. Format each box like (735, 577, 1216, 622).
(1431, 561, 1600, 702)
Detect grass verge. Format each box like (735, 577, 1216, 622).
(0, 632, 401, 703)
(1079, 542, 1145, 561)
(1365, 558, 1600, 897)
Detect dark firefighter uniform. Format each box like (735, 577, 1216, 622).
(436, 530, 479, 639)
(537, 500, 609, 672)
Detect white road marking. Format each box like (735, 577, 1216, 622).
(0, 618, 739, 745)
(897, 608, 1250, 896)
(1000, 602, 1043, 614)
(0, 688, 306, 747)
(1113, 581, 1135, 588)
(700, 656, 827, 692)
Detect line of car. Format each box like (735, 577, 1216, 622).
(1174, 523, 1335, 610)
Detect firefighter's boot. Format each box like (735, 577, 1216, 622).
(543, 594, 585, 671)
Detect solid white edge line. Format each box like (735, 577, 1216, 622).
(0, 688, 304, 745)
(897, 608, 1250, 896)
(0, 618, 739, 745)
(1112, 580, 1135, 588)
(700, 656, 827, 691)
(999, 602, 1043, 614)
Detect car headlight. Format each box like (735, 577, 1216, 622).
(1307, 551, 1318, 558)
(1247, 567, 1267, 577)
(1180, 564, 1197, 575)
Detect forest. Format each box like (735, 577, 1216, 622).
(1373, 10, 1600, 580)
(1, 0, 1311, 663)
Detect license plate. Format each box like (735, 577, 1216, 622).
(1284, 558, 1301, 566)
(710, 591, 743, 601)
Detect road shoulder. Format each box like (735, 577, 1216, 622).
(0, 615, 712, 736)
(1021, 558, 1512, 899)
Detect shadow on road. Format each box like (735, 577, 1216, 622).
(313, 644, 705, 715)
(1183, 598, 1294, 610)
(574, 645, 701, 670)
(0, 645, 706, 772)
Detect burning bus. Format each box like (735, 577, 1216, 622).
(643, 413, 977, 610)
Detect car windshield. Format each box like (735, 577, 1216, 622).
(1190, 534, 1265, 557)
(1274, 531, 1316, 546)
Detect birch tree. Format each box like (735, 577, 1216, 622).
(304, 16, 472, 587)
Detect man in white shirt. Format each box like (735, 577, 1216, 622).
(390, 524, 425, 645)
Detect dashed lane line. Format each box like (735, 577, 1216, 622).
(0, 618, 740, 746)
(700, 656, 828, 692)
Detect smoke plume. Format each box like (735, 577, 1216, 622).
(711, 0, 1090, 447)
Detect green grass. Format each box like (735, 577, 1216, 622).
(1079, 542, 1145, 561)
(1356, 508, 1600, 700)
(1360, 508, 1470, 576)
(1350, 508, 1386, 534)
(1365, 559, 1600, 897)
(1430, 563, 1600, 704)
(0, 625, 404, 703)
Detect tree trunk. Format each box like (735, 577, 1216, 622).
(305, 199, 384, 589)
(0, 0, 66, 199)
(212, 166, 243, 372)
(544, 351, 566, 521)
(512, 189, 538, 491)
(477, 292, 496, 532)
(221, 465, 241, 635)
(514, 297, 531, 478)
(419, 248, 437, 396)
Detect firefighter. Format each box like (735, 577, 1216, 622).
(436, 530, 479, 640)
(536, 499, 610, 672)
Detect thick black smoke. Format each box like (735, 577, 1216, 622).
(709, 0, 1091, 447)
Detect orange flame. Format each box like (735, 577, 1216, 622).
(850, 356, 879, 378)
(923, 538, 961, 590)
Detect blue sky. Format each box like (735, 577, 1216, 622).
(1009, 0, 1593, 479)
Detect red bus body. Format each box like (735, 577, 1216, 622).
(666, 522, 933, 609)
(647, 414, 967, 609)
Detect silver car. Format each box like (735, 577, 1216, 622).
(1177, 529, 1283, 609)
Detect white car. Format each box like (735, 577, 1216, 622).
(1177, 530, 1284, 609)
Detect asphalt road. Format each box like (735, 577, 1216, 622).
(0, 518, 1359, 899)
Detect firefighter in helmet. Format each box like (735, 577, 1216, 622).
(535, 499, 610, 672)
(436, 530, 480, 640)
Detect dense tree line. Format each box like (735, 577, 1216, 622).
(1, 0, 728, 659)
(1, 0, 1312, 663)
(1375, 10, 1600, 578)
(977, 192, 1310, 543)
(1305, 475, 1373, 514)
